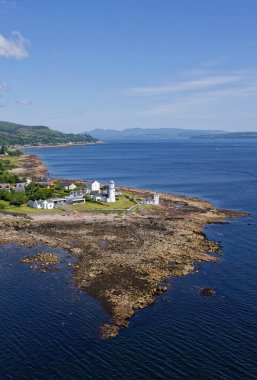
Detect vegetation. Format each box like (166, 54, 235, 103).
(0, 159, 23, 183)
(4, 205, 57, 213)
(0, 121, 99, 147)
(6, 149, 23, 156)
(25, 183, 54, 200)
(71, 195, 136, 212)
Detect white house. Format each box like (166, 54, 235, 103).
(28, 199, 54, 209)
(85, 180, 100, 192)
(142, 193, 160, 206)
(60, 182, 77, 190)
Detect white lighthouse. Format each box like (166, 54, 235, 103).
(107, 180, 116, 203)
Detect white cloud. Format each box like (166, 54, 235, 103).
(0, 82, 8, 91)
(129, 76, 240, 96)
(127, 69, 257, 119)
(0, 31, 29, 59)
(16, 99, 32, 106)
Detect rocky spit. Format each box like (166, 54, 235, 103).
(0, 188, 245, 338)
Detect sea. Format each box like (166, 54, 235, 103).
(1, 139, 257, 379)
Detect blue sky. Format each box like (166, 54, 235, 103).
(0, 0, 257, 132)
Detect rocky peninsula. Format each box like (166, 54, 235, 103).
(0, 153, 245, 338)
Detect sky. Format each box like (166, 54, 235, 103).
(0, 0, 257, 133)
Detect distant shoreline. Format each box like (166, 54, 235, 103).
(18, 141, 103, 150)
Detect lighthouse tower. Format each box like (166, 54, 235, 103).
(108, 180, 116, 203)
(153, 193, 160, 205)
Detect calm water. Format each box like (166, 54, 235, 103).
(1, 139, 257, 379)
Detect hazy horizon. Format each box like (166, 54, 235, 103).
(1, 1, 257, 133)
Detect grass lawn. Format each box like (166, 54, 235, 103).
(4, 205, 59, 214)
(71, 195, 136, 212)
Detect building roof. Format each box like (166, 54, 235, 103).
(59, 181, 76, 187)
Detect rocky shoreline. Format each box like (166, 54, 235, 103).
(10, 154, 47, 177)
(0, 182, 246, 338)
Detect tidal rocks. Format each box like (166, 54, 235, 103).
(20, 252, 60, 272)
(0, 188, 245, 339)
(200, 287, 216, 297)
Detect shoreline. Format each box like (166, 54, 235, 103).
(18, 141, 103, 149)
(0, 152, 247, 338)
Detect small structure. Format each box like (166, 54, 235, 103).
(90, 194, 103, 202)
(106, 180, 116, 203)
(0, 183, 11, 191)
(51, 198, 67, 207)
(142, 193, 160, 206)
(84, 180, 100, 192)
(70, 190, 84, 198)
(12, 182, 27, 192)
(65, 196, 85, 205)
(26, 177, 32, 185)
(28, 199, 54, 210)
(59, 182, 77, 190)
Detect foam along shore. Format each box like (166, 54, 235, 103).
(0, 182, 245, 338)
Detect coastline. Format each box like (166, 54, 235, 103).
(18, 141, 103, 149)
(0, 152, 246, 338)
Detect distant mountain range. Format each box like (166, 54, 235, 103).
(192, 132, 257, 139)
(84, 128, 227, 140)
(85, 128, 257, 141)
(0, 121, 98, 146)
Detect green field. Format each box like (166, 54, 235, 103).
(71, 195, 136, 212)
(0, 195, 139, 215)
(4, 205, 58, 214)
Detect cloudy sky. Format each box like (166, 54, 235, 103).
(0, 0, 257, 132)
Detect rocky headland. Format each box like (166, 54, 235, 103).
(0, 184, 245, 338)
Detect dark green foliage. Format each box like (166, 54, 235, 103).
(0, 121, 98, 146)
(0, 159, 22, 183)
(0, 189, 11, 202)
(25, 183, 54, 200)
(0, 189, 27, 206)
(0, 145, 7, 154)
(6, 150, 23, 156)
(9, 191, 28, 206)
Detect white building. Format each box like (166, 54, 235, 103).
(65, 196, 85, 205)
(142, 193, 160, 206)
(28, 199, 54, 209)
(26, 177, 32, 185)
(12, 182, 27, 192)
(85, 180, 100, 192)
(60, 182, 77, 190)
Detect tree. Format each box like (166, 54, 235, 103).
(9, 191, 28, 206)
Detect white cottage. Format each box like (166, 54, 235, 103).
(142, 193, 160, 206)
(60, 182, 77, 190)
(28, 199, 54, 209)
(85, 180, 100, 192)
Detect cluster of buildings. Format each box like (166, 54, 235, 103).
(0, 178, 32, 192)
(0, 175, 160, 210)
(28, 179, 118, 210)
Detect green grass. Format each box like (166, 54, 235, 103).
(4, 205, 58, 214)
(71, 195, 136, 212)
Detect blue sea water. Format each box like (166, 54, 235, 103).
(1, 139, 257, 379)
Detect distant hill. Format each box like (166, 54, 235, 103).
(0, 121, 98, 146)
(85, 128, 226, 141)
(193, 132, 257, 139)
